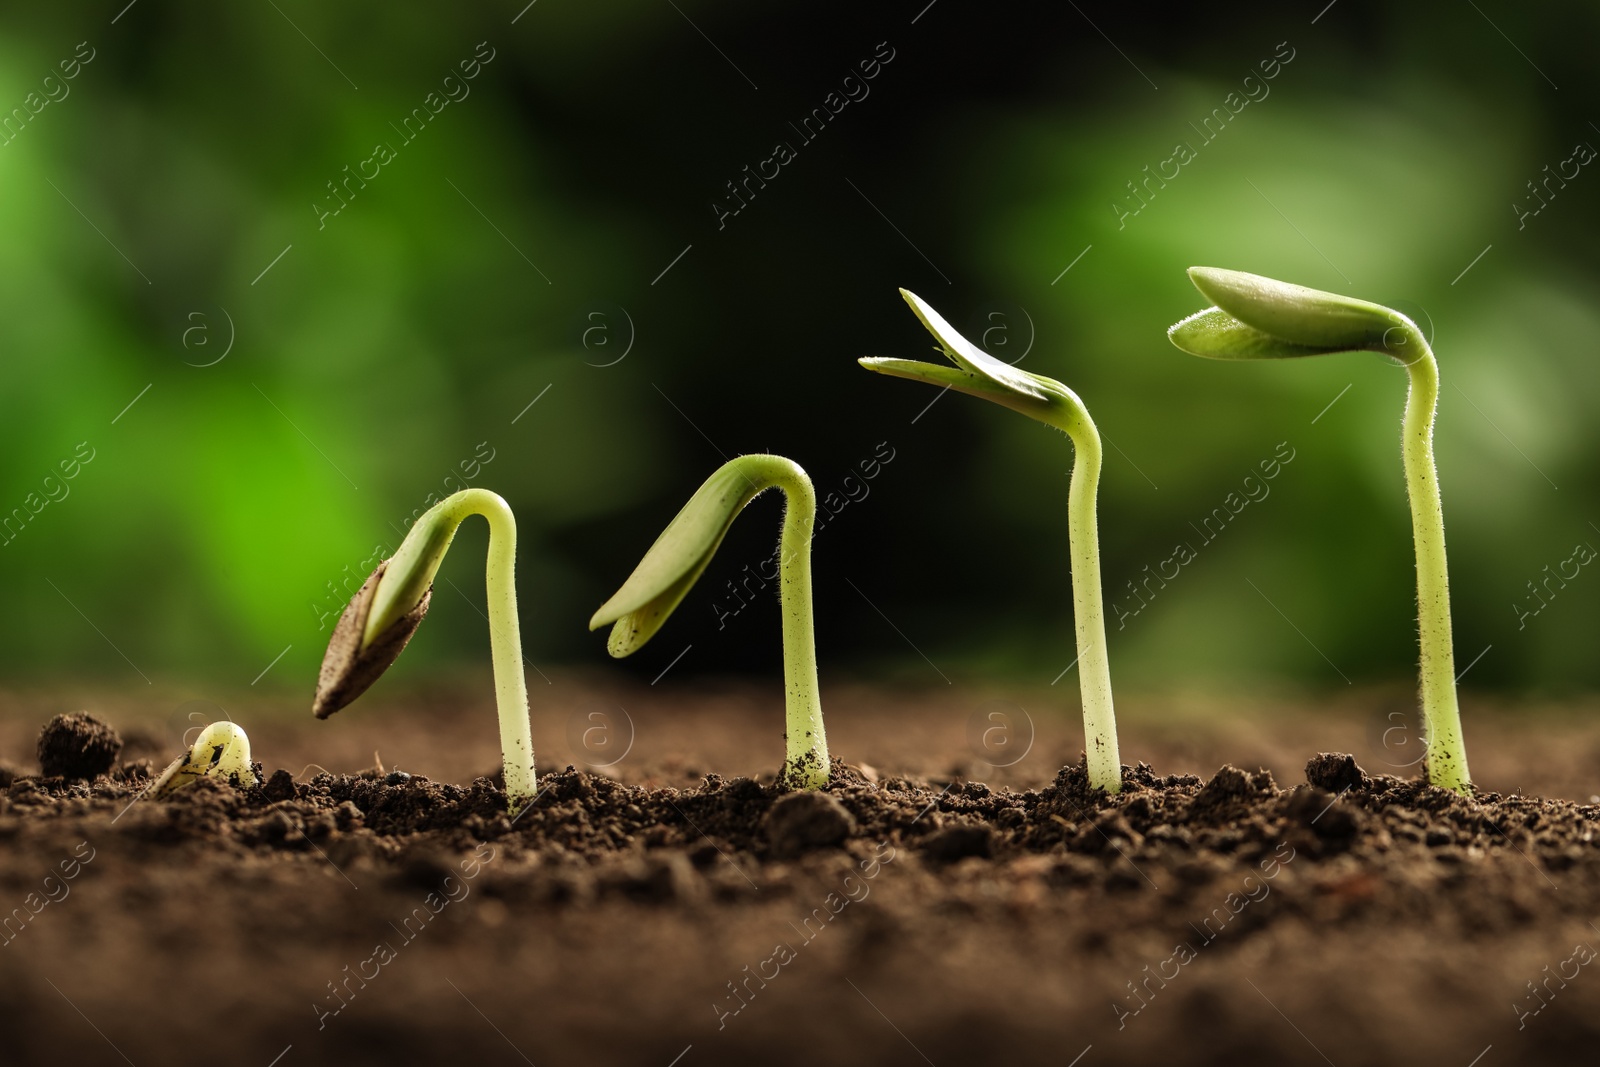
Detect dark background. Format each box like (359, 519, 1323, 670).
(0, 0, 1596, 699)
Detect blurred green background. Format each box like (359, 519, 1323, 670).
(0, 0, 1595, 697)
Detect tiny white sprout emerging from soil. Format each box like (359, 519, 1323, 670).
(1169, 266, 1472, 794)
(590, 454, 829, 789)
(860, 289, 1123, 794)
(149, 721, 255, 797)
(313, 488, 536, 815)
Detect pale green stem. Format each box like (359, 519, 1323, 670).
(744, 458, 828, 788)
(369, 488, 536, 812)
(1398, 336, 1470, 792)
(1044, 401, 1120, 793)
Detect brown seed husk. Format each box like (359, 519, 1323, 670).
(312, 561, 432, 719)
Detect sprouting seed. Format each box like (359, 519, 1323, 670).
(1169, 266, 1471, 793)
(589, 454, 829, 789)
(149, 721, 255, 797)
(313, 488, 537, 814)
(859, 289, 1123, 794)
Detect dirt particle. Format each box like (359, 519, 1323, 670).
(262, 809, 297, 843)
(334, 800, 365, 831)
(1193, 764, 1257, 808)
(764, 790, 856, 858)
(261, 769, 298, 802)
(599, 851, 703, 903)
(1123, 794, 1155, 821)
(1312, 801, 1361, 841)
(922, 823, 993, 864)
(37, 712, 122, 781)
(1305, 752, 1369, 794)
(394, 850, 456, 891)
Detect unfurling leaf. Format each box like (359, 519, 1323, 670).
(591, 459, 782, 657)
(1175, 266, 1409, 357)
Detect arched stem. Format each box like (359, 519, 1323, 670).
(743, 458, 827, 788)
(1169, 267, 1474, 793)
(1047, 401, 1120, 793)
(373, 489, 535, 812)
(1398, 337, 1470, 792)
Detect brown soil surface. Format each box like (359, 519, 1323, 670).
(3, 678, 1600, 1066)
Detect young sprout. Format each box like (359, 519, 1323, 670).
(589, 455, 828, 788)
(313, 488, 536, 814)
(1168, 266, 1471, 793)
(860, 289, 1123, 794)
(150, 721, 255, 797)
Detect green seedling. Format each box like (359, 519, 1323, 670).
(860, 289, 1123, 794)
(314, 488, 536, 814)
(150, 721, 255, 797)
(1169, 266, 1470, 792)
(590, 455, 828, 788)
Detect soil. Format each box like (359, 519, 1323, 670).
(2, 680, 1600, 1066)
(35, 712, 121, 781)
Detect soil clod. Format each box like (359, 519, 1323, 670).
(764, 790, 856, 857)
(36, 711, 122, 780)
(1305, 751, 1369, 793)
(261, 769, 298, 802)
(921, 823, 994, 863)
(1196, 763, 1253, 799)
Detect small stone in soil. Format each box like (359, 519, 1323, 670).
(764, 791, 856, 858)
(36, 712, 122, 781)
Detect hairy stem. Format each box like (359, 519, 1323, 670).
(1399, 340, 1470, 792)
(746, 458, 827, 788)
(1049, 401, 1121, 793)
(375, 489, 535, 812)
